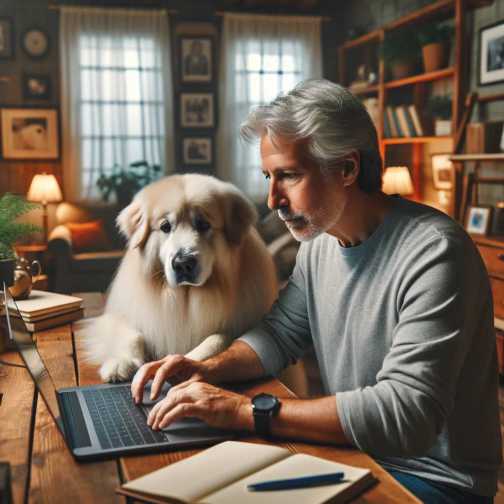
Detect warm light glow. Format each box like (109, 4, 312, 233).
(27, 174, 63, 204)
(382, 166, 414, 196)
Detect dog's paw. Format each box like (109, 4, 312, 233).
(99, 357, 143, 383)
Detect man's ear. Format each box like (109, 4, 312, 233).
(342, 151, 360, 187)
(116, 200, 150, 249)
(221, 185, 257, 246)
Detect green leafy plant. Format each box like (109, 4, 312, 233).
(96, 160, 162, 207)
(381, 30, 421, 64)
(427, 95, 452, 120)
(418, 22, 453, 47)
(0, 193, 40, 260)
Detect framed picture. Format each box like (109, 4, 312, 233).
(23, 74, 51, 100)
(431, 153, 453, 190)
(466, 206, 492, 235)
(479, 21, 504, 86)
(1, 108, 59, 160)
(0, 18, 14, 59)
(181, 37, 212, 83)
(183, 137, 212, 165)
(181, 93, 214, 128)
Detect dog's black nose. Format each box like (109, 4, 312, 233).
(172, 252, 198, 281)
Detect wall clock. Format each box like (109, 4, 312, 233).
(22, 29, 49, 58)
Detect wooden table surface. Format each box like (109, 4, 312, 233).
(0, 293, 420, 503)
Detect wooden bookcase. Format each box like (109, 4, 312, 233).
(337, 0, 491, 205)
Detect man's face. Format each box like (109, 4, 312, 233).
(260, 134, 348, 242)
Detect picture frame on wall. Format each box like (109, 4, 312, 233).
(479, 20, 504, 86)
(23, 74, 51, 100)
(183, 137, 212, 165)
(181, 93, 214, 128)
(1, 108, 59, 160)
(181, 37, 212, 83)
(466, 206, 492, 235)
(0, 18, 14, 59)
(431, 153, 453, 190)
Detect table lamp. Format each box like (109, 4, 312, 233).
(27, 173, 63, 242)
(382, 166, 414, 196)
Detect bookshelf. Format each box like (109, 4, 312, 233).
(338, 0, 491, 205)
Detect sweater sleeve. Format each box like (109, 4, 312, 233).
(239, 249, 312, 376)
(336, 233, 492, 457)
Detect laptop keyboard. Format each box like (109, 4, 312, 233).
(82, 386, 166, 449)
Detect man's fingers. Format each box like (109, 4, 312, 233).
(131, 361, 160, 403)
(157, 403, 202, 430)
(150, 356, 186, 400)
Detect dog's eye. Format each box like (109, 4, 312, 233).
(194, 216, 211, 233)
(160, 220, 171, 234)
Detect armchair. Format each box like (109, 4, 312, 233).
(47, 202, 125, 294)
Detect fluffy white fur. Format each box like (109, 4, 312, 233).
(83, 174, 278, 382)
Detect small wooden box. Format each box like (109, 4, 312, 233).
(465, 122, 503, 153)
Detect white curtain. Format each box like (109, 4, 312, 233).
(60, 7, 173, 201)
(218, 13, 322, 201)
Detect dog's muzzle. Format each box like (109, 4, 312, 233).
(172, 250, 200, 284)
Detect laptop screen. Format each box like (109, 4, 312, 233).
(1, 283, 63, 433)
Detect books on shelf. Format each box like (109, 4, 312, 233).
(383, 105, 424, 138)
(3, 290, 84, 332)
(408, 105, 424, 136)
(117, 440, 375, 504)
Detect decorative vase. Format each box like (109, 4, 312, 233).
(422, 42, 447, 73)
(0, 258, 15, 288)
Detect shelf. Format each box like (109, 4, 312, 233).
(383, 136, 452, 145)
(450, 154, 504, 161)
(341, 30, 381, 50)
(384, 67, 455, 89)
(350, 84, 379, 96)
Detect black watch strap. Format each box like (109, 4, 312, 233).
(252, 393, 280, 438)
(253, 410, 273, 437)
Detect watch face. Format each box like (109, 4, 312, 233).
(252, 393, 278, 412)
(23, 29, 48, 57)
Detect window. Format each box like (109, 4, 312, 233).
(60, 8, 172, 201)
(219, 14, 321, 201)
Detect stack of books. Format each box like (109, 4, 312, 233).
(384, 104, 424, 138)
(5, 290, 84, 332)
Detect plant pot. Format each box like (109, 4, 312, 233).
(422, 42, 448, 73)
(0, 258, 15, 287)
(390, 61, 415, 80)
(435, 119, 452, 136)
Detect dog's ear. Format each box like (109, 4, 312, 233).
(116, 200, 150, 249)
(221, 186, 258, 246)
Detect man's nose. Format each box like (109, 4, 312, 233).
(267, 180, 285, 210)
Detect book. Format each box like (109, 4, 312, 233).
(6, 290, 83, 321)
(401, 106, 417, 137)
(383, 111, 391, 138)
(385, 106, 398, 137)
(391, 107, 405, 137)
(8, 308, 84, 333)
(395, 106, 412, 137)
(117, 441, 375, 504)
(408, 105, 424, 136)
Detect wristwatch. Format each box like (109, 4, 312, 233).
(251, 393, 281, 437)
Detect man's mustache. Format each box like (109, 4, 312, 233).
(277, 208, 306, 222)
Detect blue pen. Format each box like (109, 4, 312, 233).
(247, 471, 345, 491)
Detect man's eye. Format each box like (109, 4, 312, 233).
(194, 217, 211, 233)
(263, 173, 271, 180)
(160, 221, 171, 233)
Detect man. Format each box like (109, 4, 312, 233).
(131, 79, 501, 502)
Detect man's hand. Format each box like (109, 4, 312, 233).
(146, 381, 253, 431)
(131, 354, 207, 404)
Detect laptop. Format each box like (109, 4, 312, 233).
(1, 283, 233, 462)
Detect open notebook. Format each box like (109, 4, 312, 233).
(117, 441, 375, 504)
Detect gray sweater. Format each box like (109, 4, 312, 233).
(240, 197, 502, 496)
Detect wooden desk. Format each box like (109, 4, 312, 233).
(0, 293, 419, 503)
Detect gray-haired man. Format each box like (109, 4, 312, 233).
(132, 79, 501, 503)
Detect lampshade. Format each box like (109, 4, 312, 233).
(27, 174, 63, 204)
(382, 166, 414, 196)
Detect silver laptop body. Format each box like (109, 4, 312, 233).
(1, 284, 232, 461)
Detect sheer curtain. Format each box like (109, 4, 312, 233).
(218, 13, 322, 201)
(60, 7, 173, 201)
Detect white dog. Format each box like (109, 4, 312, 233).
(84, 174, 278, 383)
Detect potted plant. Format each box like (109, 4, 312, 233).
(427, 95, 452, 136)
(418, 22, 453, 73)
(0, 193, 40, 287)
(96, 160, 162, 208)
(381, 30, 421, 80)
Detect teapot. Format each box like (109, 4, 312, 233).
(9, 258, 42, 300)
